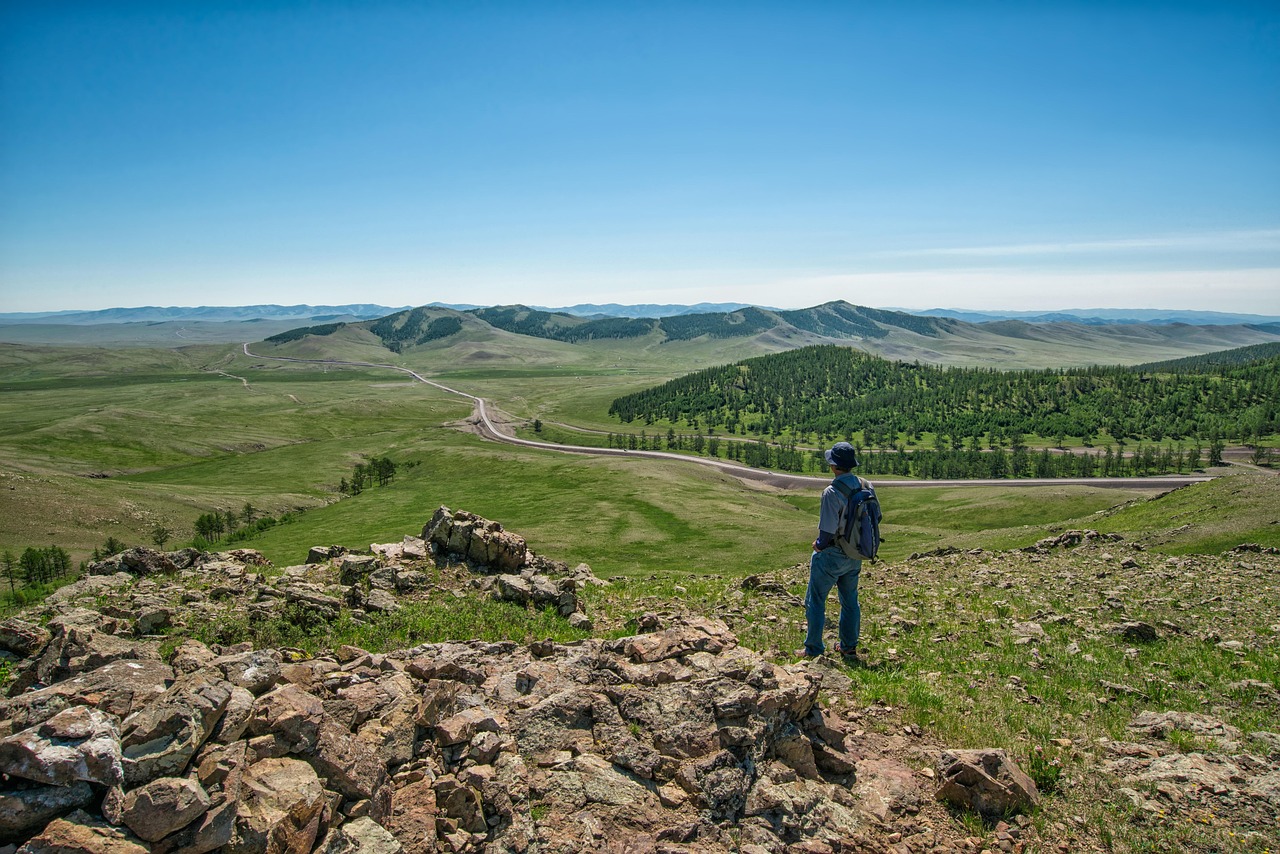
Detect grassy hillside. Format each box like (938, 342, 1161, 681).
(5, 335, 1278, 572)
(257, 300, 1280, 377)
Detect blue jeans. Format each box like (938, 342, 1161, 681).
(803, 548, 862, 656)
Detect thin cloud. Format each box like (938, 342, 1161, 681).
(875, 230, 1280, 259)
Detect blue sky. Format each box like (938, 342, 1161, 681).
(1, 1, 1277, 313)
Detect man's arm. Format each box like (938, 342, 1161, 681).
(814, 485, 842, 551)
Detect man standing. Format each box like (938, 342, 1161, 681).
(798, 441, 864, 660)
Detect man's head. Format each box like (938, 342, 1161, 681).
(824, 441, 858, 472)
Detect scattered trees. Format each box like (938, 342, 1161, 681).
(340, 456, 398, 495)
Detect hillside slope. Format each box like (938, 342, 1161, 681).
(259, 301, 1280, 372)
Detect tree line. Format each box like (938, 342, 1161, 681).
(603, 428, 1219, 478)
(608, 344, 1280, 451)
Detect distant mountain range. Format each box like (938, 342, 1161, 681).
(903, 307, 1280, 325)
(5, 303, 1279, 326)
(0, 304, 411, 324)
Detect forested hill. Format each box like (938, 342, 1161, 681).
(1135, 341, 1280, 372)
(466, 301, 938, 343)
(608, 344, 1280, 447)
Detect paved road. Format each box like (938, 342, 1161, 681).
(241, 343, 1213, 491)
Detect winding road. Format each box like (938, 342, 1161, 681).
(240, 343, 1213, 491)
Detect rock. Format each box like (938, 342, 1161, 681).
(0, 706, 122, 787)
(89, 547, 179, 577)
(386, 779, 438, 853)
(0, 783, 94, 844)
(28, 613, 162, 687)
(16, 808, 148, 854)
(855, 757, 920, 821)
(248, 683, 326, 753)
(772, 724, 819, 779)
(0, 618, 51, 658)
(281, 585, 343, 620)
(362, 588, 401, 614)
(936, 748, 1040, 818)
(134, 606, 172, 636)
(622, 617, 737, 663)
(119, 670, 233, 785)
(319, 816, 403, 854)
(230, 758, 326, 854)
(339, 554, 381, 585)
(1011, 622, 1046, 640)
(1110, 622, 1159, 643)
(568, 612, 593, 631)
(212, 649, 283, 695)
(423, 507, 528, 572)
(168, 640, 216, 676)
(1129, 710, 1243, 749)
(435, 707, 506, 746)
(309, 721, 392, 820)
(308, 545, 346, 564)
(432, 774, 487, 834)
(0, 659, 174, 737)
(211, 686, 255, 744)
(119, 776, 212, 842)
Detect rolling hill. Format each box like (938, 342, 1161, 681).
(255, 300, 1280, 371)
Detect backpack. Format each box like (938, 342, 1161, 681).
(833, 476, 882, 561)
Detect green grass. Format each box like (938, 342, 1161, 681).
(1091, 472, 1280, 552)
(181, 597, 590, 655)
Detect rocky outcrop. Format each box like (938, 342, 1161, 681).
(0, 595, 892, 852)
(422, 506, 528, 572)
(0, 513, 993, 852)
(1104, 709, 1280, 836)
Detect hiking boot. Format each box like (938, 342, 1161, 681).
(834, 642, 860, 661)
(794, 648, 821, 659)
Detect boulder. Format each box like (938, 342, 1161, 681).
(0, 659, 174, 737)
(0, 617, 52, 658)
(119, 670, 233, 785)
(16, 808, 149, 854)
(423, 506, 527, 571)
(230, 758, 326, 854)
(212, 649, 283, 696)
(211, 686, 255, 744)
(362, 588, 401, 614)
(0, 706, 122, 787)
(1110, 621, 1159, 643)
(248, 683, 326, 754)
(0, 782, 94, 844)
(29, 613, 162, 687)
(386, 779, 438, 853)
(318, 816, 403, 854)
(307, 545, 346, 564)
(339, 554, 380, 585)
(119, 776, 212, 842)
(169, 640, 217, 674)
(432, 774, 487, 834)
(309, 722, 393, 821)
(621, 617, 737, 663)
(88, 547, 179, 577)
(935, 748, 1040, 818)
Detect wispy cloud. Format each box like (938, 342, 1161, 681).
(755, 267, 1280, 314)
(874, 229, 1280, 259)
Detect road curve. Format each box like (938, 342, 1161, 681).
(240, 343, 1213, 492)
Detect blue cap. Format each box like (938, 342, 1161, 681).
(824, 441, 858, 470)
